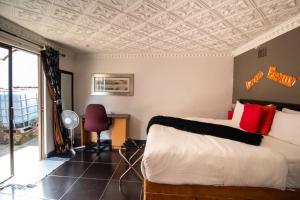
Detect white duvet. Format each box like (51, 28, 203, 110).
(141, 118, 288, 190)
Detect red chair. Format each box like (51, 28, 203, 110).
(84, 104, 111, 154)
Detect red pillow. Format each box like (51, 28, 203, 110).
(240, 104, 263, 133)
(258, 105, 276, 135)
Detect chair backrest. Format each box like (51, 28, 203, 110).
(84, 104, 108, 132)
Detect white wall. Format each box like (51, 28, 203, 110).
(73, 54, 234, 140)
(44, 48, 75, 155)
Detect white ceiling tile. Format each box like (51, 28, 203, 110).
(150, 30, 176, 40)
(42, 26, 67, 37)
(13, 7, 43, 22)
(187, 11, 219, 27)
(237, 19, 266, 33)
(89, 1, 119, 21)
(102, 24, 128, 35)
(167, 22, 194, 34)
(166, 36, 187, 44)
(87, 38, 108, 46)
(16, 0, 52, 14)
(99, 0, 138, 11)
(48, 4, 81, 22)
(201, 0, 227, 8)
(113, 14, 143, 30)
(149, 12, 180, 28)
(54, 0, 93, 13)
(225, 35, 248, 46)
(213, 0, 251, 17)
(199, 35, 218, 43)
(204, 41, 231, 50)
(267, 7, 300, 25)
(202, 21, 229, 34)
(69, 25, 97, 37)
(244, 27, 267, 38)
(0, 0, 13, 4)
(135, 23, 160, 35)
(44, 17, 74, 30)
(92, 32, 116, 41)
(77, 15, 106, 30)
(143, 46, 164, 52)
(178, 40, 200, 49)
(252, 0, 277, 7)
(0, 2, 13, 17)
(147, 0, 181, 10)
(259, 0, 298, 16)
(121, 31, 145, 41)
(111, 37, 132, 46)
(168, 45, 187, 51)
(150, 41, 173, 49)
(138, 36, 160, 45)
(126, 41, 149, 50)
(1, 0, 299, 53)
(170, 0, 205, 18)
(226, 9, 262, 26)
(181, 29, 205, 40)
(127, 1, 162, 21)
(212, 28, 241, 39)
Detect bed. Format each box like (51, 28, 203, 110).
(141, 99, 300, 200)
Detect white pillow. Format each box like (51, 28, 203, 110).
(269, 111, 300, 146)
(282, 108, 300, 114)
(232, 101, 244, 123)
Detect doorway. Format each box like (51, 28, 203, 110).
(0, 44, 41, 183)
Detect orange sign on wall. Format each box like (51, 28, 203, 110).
(245, 71, 264, 90)
(267, 66, 297, 88)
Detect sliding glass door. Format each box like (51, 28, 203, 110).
(0, 43, 40, 183)
(0, 44, 14, 183)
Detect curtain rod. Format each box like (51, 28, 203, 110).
(0, 28, 66, 57)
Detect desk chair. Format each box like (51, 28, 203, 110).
(84, 104, 112, 154)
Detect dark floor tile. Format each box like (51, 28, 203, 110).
(60, 178, 108, 200)
(82, 163, 118, 179)
(71, 150, 99, 162)
(100, 180, 142, 200)
(52, 161, 91, 177)
(95, 151, 121, 163)
(25, 176, 76, 200)
(111, 164, 142, 182)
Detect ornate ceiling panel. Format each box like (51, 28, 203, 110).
(0, 0, 299, 53)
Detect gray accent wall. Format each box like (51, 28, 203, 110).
(233, 27, 300, 104)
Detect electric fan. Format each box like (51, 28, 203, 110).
(61, 110, 79, 156)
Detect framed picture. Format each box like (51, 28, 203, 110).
(91, 73, 134, 96)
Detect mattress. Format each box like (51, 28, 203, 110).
(262, 136, 300, 188)
(141, 118, 299, 190)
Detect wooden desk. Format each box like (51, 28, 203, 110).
(79, 114, 130, 150)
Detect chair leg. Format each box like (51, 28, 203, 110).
(96, 132, 101, 155)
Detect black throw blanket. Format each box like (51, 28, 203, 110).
(147, 116, 263, 146)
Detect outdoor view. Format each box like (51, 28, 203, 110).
(0, 47, 39, 182)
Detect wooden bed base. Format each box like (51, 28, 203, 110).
(144, 180, 300, 200)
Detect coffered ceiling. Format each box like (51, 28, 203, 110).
(0, 0, 299, 54)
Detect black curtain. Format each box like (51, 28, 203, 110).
(41, 47, 67, 153)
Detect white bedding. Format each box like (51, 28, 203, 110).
(262, 136, 300, 188)
(141, 118, 293, 190)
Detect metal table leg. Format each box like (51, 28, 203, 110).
(118, 147, 144, 181)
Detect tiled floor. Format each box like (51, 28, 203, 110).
(0, 149, 144, 200)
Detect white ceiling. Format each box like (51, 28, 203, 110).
(0, 0, 299, 53)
